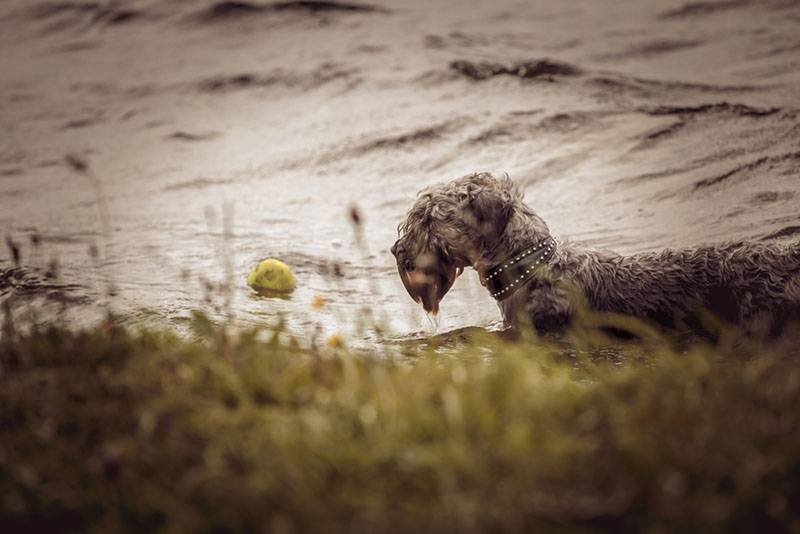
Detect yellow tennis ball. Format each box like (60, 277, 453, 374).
(247, 259, 296, 294)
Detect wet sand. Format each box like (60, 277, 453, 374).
(1, 0, 799, 342)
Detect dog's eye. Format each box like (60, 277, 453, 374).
(403, 259, 414, 272)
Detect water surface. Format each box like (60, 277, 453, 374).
(2, 0, 799, 343)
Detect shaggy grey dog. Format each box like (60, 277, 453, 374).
(391, 172, 800, 335)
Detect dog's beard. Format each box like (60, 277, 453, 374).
(398, 262, 461, 315)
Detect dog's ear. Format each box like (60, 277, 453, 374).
(462, 187, 513, 241)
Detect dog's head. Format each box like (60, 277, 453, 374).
(391, 172, 531, 314)
(390, 238, 459, 315)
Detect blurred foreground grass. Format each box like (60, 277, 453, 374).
(1, 313, 800, 533)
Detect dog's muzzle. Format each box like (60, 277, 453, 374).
(391, 242, 461, 315)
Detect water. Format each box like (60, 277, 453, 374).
(1, 0, 799, 343)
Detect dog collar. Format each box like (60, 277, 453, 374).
(483, 238, 556, 300)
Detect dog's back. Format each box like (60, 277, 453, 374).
(562, 241, 800, 334)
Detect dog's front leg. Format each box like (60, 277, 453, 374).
(520, 282, 574, 334)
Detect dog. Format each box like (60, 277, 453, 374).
(391, 172, 800, 335)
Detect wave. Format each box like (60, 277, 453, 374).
(315, 119, 471, 166)
(23, 1, 145, 31)
(422, 55, 773, 110)
(589, 74, 766, 102)
(198, 63, 356, 92)
(0, 265, 89, 305)
(761, 225, 800, 240)
(642, 102, 781, 117)
(0, 168, 24, 178)
(465, 111, 605, 146)
(618, 144, 799, 190)
(659, 0, 750, 19)
(630, 103, 790, 152)
(694, 151, 800, 190)
(750, 191, 796, 205)
(449, 59, 582, 81)
(165, 131, 222, 142)
(444, 57, 767, 103)
(162, 176, 236, 192)
(614, 146, 746, 186)
(354, 122, 458, 153)
(191, 0, 387, 23)
(61, 115, 105, 130)
(641, 120, 687, 142)
(597, 39, 703, 60)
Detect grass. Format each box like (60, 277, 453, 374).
(1, 312, 800, 533)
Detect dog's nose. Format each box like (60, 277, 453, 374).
(413, 278, 439, 315)
(420, 294, 439, 315)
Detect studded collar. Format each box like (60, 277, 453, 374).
(482, 237, 556, 301)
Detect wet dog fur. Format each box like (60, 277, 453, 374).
(391, 172, 800, 335)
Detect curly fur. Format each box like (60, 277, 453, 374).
(393, 172, 800, 334)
